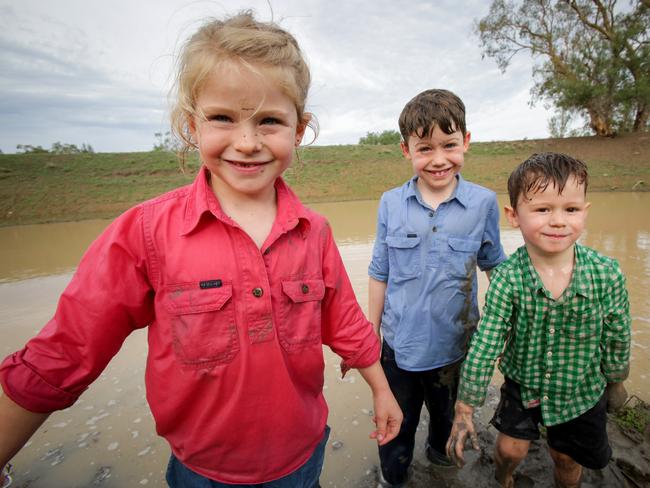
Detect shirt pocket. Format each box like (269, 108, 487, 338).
(445, 237, 481, 280)
(563, 301, 601, 339)
(162, 282, 239, 367)
(278, 279, 326, 353)
(386, 235, 421, 279)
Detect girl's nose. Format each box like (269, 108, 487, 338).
(234, 125, 261, 153)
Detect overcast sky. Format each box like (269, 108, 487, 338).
(0, 0, 552, 153)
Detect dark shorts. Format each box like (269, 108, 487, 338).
(490, 378, 611, 470)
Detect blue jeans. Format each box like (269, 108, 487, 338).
(166, 426, 330, 487)
(378, 341, 460, 485)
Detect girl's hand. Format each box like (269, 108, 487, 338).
(370, 389, 402, 446)
(445, 401, 479, 467)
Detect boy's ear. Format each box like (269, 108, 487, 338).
(463, 131, 471, 152)
(400, 140, 411, 159)
(504, 205, 519, 228)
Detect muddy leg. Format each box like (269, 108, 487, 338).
(494, 432, 530, 488)
(549, 447, 582, 488)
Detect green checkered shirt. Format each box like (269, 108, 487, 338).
(458, 244, 631, 425)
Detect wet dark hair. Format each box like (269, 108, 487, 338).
(508, 152, 589, 208)
(398, 89, 466, 142)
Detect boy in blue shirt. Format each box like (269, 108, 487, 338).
(368, 88, 507, 486)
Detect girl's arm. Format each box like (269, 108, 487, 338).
(0, 388, 50, 481)
(357, 361, 402, 445)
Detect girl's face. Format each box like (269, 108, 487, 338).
(190, 62, 307, 202)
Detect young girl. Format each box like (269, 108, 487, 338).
(0, 11, 402, 487)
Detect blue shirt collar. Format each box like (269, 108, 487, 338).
(404, 174, 469, 209)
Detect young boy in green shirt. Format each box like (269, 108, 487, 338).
(446, 153, 631, 488)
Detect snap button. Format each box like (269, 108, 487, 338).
(252, 287, 263, 297)
(432, 226, 437, 232)
(302, 284, 309, 294)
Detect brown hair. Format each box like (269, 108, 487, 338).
(170, 11, 314, 165)
(507, 152, 589, 208)
(398, 89, 466, 143)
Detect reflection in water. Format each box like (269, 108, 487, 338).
(0, 193, 648, 487)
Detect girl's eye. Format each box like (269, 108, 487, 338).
(260, 117, 282, 125)
(208, 114, 232, 123)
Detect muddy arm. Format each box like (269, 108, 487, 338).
(0, 388, 50, 481)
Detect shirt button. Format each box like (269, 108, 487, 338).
(429, 212, 434, 217)
(301, 284, 309, 294)
(545, 373, 551, 378)
(547, 351, 553, 357)
(432, 226, 437, 232)
(252, 287, 263, 298)
(549, 328, 555, 334)
(543, 395, 549, 401)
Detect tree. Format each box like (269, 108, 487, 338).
(358, 130, 401, 145)
(476, 0, 650, 136)
(153, 131, 179, 152)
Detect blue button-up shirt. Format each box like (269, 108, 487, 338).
(369, 175, 507, 370)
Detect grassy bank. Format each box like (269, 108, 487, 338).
(1, 133, 648, 226)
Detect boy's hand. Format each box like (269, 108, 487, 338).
(606, 382, 628, 413)
(446, 400, 479, 467)
(370, 389, 403, 446)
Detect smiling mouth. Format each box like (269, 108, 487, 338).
(225, 159, 271, 168)
(427, 168, 451, 177)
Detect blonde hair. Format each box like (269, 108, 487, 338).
(170, 11, 314, 165)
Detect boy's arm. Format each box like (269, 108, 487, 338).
(447, 269, 514, 466)
(0, 388, 50, 481)
(600, 262, 632, 411)
(368, 277, 387, 336)
(357, 361, 402, 445)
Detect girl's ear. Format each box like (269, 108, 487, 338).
(295, 113, 311, 146)
(504, 205, 519, 228)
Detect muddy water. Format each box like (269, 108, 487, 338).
(0, 193, 648, 487)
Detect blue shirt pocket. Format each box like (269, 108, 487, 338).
(445, 237, 481, 281)
(386, 235, 421, 280)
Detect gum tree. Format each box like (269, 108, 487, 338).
(476, 0, 650, 136)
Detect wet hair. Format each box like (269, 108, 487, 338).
(170, 10, 314, 164)
(508, 152, 589, 208)
(398, 89, 467, 143)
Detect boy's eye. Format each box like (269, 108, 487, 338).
(566, 207, 580, 213)
(445, 142, 458, 149)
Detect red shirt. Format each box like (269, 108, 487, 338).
(0, 167, 380, 483)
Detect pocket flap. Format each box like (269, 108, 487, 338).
(163, 282, 233, 314)
(448, 237, 481, 253)
(386, 235, 421, 249)
(281, 279, 326, 303)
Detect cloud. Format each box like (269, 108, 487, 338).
(0, 0, 550, 153)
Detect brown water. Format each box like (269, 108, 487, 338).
(0, 193, 648, 487)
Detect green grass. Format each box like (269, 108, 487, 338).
(1, 132, 648, 226)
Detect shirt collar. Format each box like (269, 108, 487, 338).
(518, 245, 592, 299)
(181, 166, 312, 237)
(404, 174, 468, 208)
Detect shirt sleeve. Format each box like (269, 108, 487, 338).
(0, 206, 155, 412)
(600, 261, 631, 383)
(320, 222, 380, 370)
(368, 194, 389, 282)
(477, 194, 507, 272)
(457, 267, 513, 406)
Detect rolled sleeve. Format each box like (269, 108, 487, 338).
(0, 207, 155, 412)
(601, 262, 631, 383)
(477, 196, 507, 272)
(320, 223, 380, 369)
(368, 195, 389, 282)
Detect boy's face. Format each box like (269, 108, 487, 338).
(505, 176, 590, 259)
(401, 125, 470, 196)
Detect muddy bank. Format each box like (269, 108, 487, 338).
(355, 386, 650, 488)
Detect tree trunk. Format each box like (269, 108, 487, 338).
(633, 104, 649, 132)
(588, 110, 615, 136)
